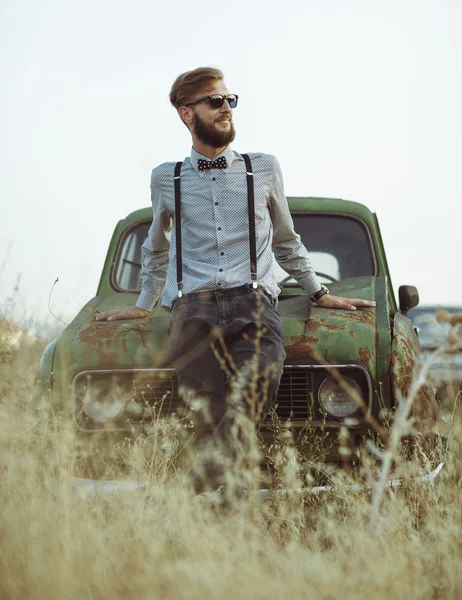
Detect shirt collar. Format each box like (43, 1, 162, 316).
(190, 145, 235, 176)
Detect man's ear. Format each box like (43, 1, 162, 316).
(178, 106, 193, 128)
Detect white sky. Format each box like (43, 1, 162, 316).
(1, 0, 461, 329)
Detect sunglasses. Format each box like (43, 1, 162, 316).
(185, 94, 239, 109)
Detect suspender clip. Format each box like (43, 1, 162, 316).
(252, 281, 258, 289)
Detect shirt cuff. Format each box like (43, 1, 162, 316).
(136, 289, 159, 312)
(297, 274, 322, 297)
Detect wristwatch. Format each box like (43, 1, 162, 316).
(310, 285, 329, 304)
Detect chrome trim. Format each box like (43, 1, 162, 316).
(254, 462, 445, 500)
(65, 463, 444, 498)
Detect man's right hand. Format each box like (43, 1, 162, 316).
(94, 306, 149, 322)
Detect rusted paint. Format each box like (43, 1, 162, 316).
(78, 322, 147, 347)
(283, 304, 377, 375)
(76, 320, 157, 363)
(290, 335, 319, 346)
(325, 323, 346, 331)
(359, 347, 372, 369)
(323, 309, 376, 326)
(95, 348, 119, 366)
(305, 319, 322, 333)
(138, 329, 155, 353)
(285, 345, 316, 360)
(304, 317, 348, 333)
(318, 317, 347, 331)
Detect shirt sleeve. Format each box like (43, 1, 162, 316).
(136, 167, 172, 311)
(269, 156, 321, 296)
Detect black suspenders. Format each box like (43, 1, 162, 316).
(173, 161, 183, 297)
(242, 153, 258, 289)
(173, 154, 257, 298)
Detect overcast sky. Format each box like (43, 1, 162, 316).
(1, 0, 461, 330)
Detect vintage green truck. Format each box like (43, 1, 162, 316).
(34, 197, 437, 465)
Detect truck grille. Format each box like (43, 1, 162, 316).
(74, 368, 314, 429)
(276, 370, 314, 419)
(131, 370, 314, 421)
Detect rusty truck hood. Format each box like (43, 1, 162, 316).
(54, 276, 389, 383)
(53, 293, 172, 378)
(280, 276, 389, 379)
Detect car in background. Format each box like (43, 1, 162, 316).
(408, 306, 462, 404)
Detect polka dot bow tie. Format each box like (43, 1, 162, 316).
(197, 156, 227, 171)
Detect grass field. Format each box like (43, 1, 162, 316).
(1, 322, 461, 600)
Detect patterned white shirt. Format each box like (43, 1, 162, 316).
(136, 146, 321, 310)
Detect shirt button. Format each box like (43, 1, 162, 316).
(219, 268, 223, 272)
(218, 283, 222, 286)
(214, 202, 219, 206)
(212, 177, 216, 181)
(217, 227, 222, 231)
(220, 252, 224, 256)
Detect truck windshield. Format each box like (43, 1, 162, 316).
(113, 214, 376, 292)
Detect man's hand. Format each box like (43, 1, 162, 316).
(94, 306, 149, 322)
(316, 294, 376, 311)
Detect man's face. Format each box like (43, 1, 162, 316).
(187, 80, 236, 148)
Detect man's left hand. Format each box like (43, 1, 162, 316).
(316, 294, 376, 311)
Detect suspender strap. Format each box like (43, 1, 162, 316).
(174, 161, 183, 297)
(173, 154, 257, 297)
(241, 153, 258, 288)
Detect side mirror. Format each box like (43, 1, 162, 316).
(399, 285, 419, 316)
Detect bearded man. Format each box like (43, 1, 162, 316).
(96, 67, 375, 493)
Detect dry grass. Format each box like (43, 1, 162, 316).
(1, 323, 462, 600)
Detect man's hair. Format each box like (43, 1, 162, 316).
(169, 67, 224, 109)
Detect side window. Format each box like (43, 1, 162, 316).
(114, 223, 150, 291)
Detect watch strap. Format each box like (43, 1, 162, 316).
(310, 285, 329, 303)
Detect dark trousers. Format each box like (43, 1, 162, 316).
(167, 285, 286, 492)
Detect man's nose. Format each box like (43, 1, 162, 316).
(219, 100, 232, 113)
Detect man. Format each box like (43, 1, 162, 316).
(96, 67, 375, 492)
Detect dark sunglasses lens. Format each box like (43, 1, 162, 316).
(209, 95, 225, 108)
(208, 95, 238, 108)
(227, 95, 238, 108)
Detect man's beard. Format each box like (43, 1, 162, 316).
(193, 112, 236, 148)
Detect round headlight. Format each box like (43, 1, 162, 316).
(318, 376, 361, 418)
(82, 381, 126, 423)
